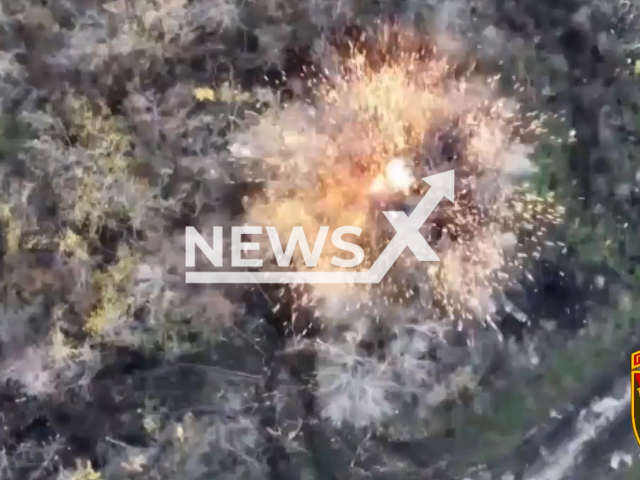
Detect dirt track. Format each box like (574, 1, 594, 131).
(464, 339, 640, 480)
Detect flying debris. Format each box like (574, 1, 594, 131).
(229, 25, 564, 322)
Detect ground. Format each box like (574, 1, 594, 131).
(0, 1, 639, 479)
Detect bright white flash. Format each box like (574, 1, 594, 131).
(370, 158, 415, 195)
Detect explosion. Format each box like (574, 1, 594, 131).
(229, 26, 563, 323)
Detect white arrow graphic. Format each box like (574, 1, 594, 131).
(186, 169, 455, 284)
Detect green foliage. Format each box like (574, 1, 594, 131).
(0, 1, 639, 479)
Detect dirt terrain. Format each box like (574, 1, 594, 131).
(0, 1, 639, 479)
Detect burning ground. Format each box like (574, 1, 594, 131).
(230, 27, 561, 320)
(0, 1, 639, 480)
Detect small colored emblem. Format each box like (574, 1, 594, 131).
(632, 350, 640, 447)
